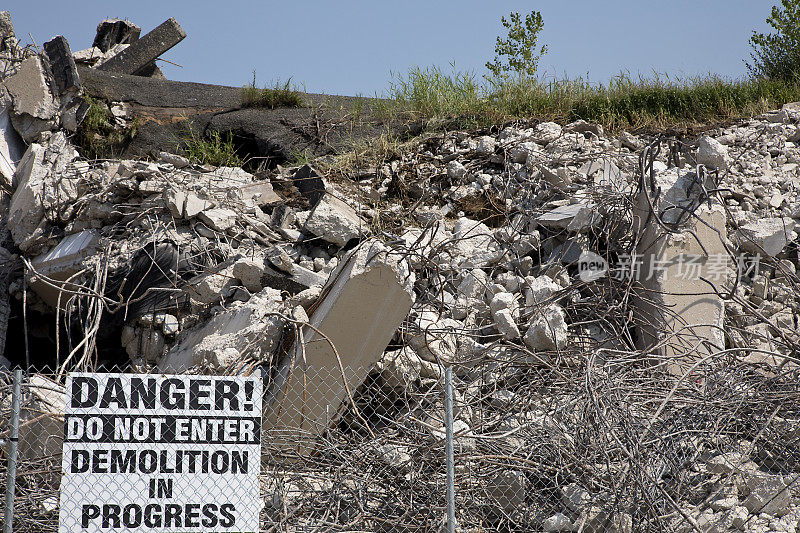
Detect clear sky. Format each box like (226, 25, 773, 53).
(9, 1, 777, 96)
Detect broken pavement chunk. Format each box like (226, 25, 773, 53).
(264, 239, 415, 456)
(98, 17, 186, 76)
(303, 193, 367, 246)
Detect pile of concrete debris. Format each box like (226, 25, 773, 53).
(2, 11, 800, 533)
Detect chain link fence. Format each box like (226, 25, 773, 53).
(1, 358, 800, 533)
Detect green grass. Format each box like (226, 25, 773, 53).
(386, 67, 800, 131)
(242, 76, 304, 109)
(75, 96, 139, 158)
(181, 128, 242, 167)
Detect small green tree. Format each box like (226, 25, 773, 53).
(747, 0, 800, 82)
(486, 11, 548, 80)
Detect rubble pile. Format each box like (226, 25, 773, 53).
(2, 11, 800, 533)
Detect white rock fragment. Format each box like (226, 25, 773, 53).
(697, 135, 732, 170)
(735, 217, 796, 257)
(524, 305, 568, 351)
(303, 194, 367, 246)
(447, 159, 467, 179)
(475, 135, 496, 155)
(232, 257, 265, 292)
(543, 513, 573, 532)
(198, 207, 238, 232)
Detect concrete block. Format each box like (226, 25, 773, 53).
(632, 169, 728, 375)
(92, 18, 141, 53)
(264, 239, 415, 456)
(735, 217, 795, 257)
(198, 207, 238, 231)
(303, 193, 367, 246)
(43, 35, 80, 96)
(238, 180, 283, 207)
(29, 230, 99, 309)
(98, 17, 186, 76)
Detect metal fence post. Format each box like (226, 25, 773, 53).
(3, 369, 22, 533)
(444, 366, 456, 533)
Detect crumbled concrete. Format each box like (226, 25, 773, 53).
(160, 287, 286, 372)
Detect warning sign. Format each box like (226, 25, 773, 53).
(58, 373, 262, 532)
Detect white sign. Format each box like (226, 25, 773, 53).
(59, 373, 262, 533)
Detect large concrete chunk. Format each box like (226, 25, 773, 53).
(93, 18, 141, 53)
(29, 230, 99, 309)
(264, 239, 415, 456)
(159, 288, 286, 372)
(43, 35, 81, 96)
(98, 17, 186, 75)
(632, 168, 727, 374)
(8, 133, 78, 248)
(302, 193, 367, 246)
(735, 217, 796, 257)
(2, 55, 58, 140)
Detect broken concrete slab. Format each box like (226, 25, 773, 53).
(197, 207, 238, 232)
(735, 217, 796, 257)
(536, 202, 600, 231)
(237, 180, 283, 208)
(93, 18, 141, 53)
(98, 17, 186, 76)
(2, 55, 58, 140)
(260, 261, 326, 295)
(264, 239, 415, 456)
(233, 257, 265, 293)
(43, 35, 80, 96)
(302, 193, 367, 246)
(0, 102, 24, 187)
(29, 230, 99, 309)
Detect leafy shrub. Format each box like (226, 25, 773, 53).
(748, 0, 800, 82)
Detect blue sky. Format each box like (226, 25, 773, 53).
(10, 1, 776, 95)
